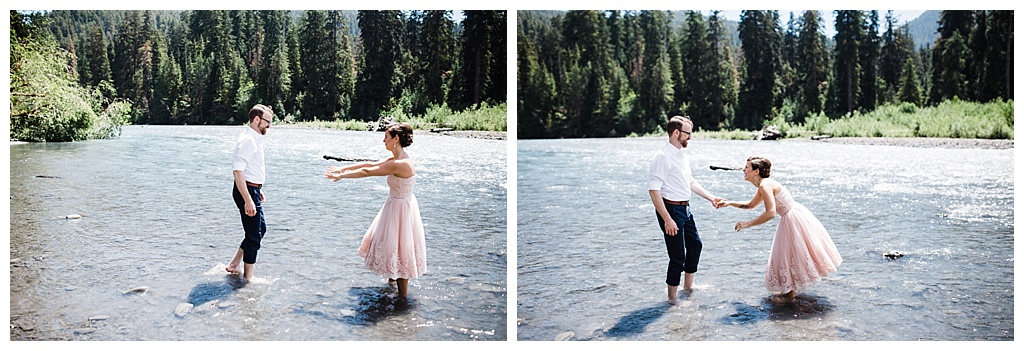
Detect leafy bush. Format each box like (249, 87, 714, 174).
(698, 100, 1012, 140)
(10, 38, 130, 142)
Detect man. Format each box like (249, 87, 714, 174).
(648, 116, 724, 303)
(225, 104, 273, 282)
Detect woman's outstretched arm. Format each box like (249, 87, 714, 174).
(735, 184, 777, 231)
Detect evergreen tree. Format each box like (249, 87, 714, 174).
(897, 57, 922, 106)
(453, 10, 505, 110)
(86, 25, 112, 88)
(779, 12, 799, 110)
(937, 31, 969, 100)
(351, 10, 403, 120)
(152, 38, 182, 124)
(828, 10, 864, 117)
(284, 16, 302, 116)
(486, 11, 507, 106)
(681, 11, 713, 129)
(966, 10, 988, 100)
(737, 10, 782, 129)
(858, 11, 881, 111)
(879, 11, 916, 104)
(981, 10, 1013, 102)
(517, 33, 554, 138)
(561, 10, 613, 137)
(637, 10, 672, 133)
(707, 10, 738, 129)
(928, 10, 973, 104)
(254, 10, 290, 114)
(298, 10, 334, 120)
(330, 10, 356, 119)
(668, 25, 686, 117)
(796, 10, 827, 121)
(420, 11, 455, 107)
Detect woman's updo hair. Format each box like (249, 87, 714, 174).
(747, 156, 772, 178)
(386, 122, 414, 147)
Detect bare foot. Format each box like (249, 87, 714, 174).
(682, 273, 695, 291)
(667, 285, 678, 304)
(770, 291, 796, 303)
(225, 265, 241, 274)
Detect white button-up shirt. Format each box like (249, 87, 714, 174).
(232, 126, 266, 185)
(649, 142, 694, 202)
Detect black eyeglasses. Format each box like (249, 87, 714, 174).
(258, 115, 272, 125)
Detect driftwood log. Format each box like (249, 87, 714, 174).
(323, 155, 376, 162)
(430, 127, 454, 133)
(710, 165, 741, 171)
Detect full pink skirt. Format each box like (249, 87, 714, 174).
(764, 204, 842, 294)
(357, 196, 427, 280)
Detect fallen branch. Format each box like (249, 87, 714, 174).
(323, 155, 375, 162)
(710, 165, 741, 171)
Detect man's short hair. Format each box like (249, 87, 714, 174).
(667, 115, 692, 135)
(249, 104, 273, 122)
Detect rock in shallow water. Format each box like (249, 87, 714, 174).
(174, 303, 193, 317)
(123, 286, 150, 294)
(883, 251, 905, 260)
(555, 331, 574, 341)
(74, 327, 96, 335)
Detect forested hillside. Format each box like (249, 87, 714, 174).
(11, 10, 507, 141)
(517, 10, 1012, 139)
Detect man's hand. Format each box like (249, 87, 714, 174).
(664, 219, 679, 236)
(244, 200, 257, 217)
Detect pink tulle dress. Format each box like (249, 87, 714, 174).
(357, 174, 427, 280)
(764, 187, 842, 294)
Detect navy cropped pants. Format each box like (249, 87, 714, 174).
(233, 184, 266, 264)
(656, 203, 702, 286)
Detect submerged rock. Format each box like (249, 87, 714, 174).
(65, 214, 83, 220)
(555, 331, 574, 341)
(74, 327, 96, 335)
(194, 300, 220, 313)
(174, 303, 193, 317)
(123, 286, 150, 294)
(883, 251, 905, 260)
(88, 315, 110, 322)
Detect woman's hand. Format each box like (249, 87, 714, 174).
(734, 221, 748, 232)
(323, 170, 340, 182)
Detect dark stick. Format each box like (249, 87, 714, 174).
(323, 155, 376, 162)
(710, 165, 741, 171)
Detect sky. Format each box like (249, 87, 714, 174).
(704, 10, 927, 37)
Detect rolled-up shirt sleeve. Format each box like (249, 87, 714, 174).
(649, 154, 667, 191)
(232, 137, 254, 172)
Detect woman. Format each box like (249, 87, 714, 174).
(324, 123, 426, 297)
(723, 157, 842, 302)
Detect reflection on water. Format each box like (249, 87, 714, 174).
(517, 138, 1013, 341)
(9, 125, 506, 340)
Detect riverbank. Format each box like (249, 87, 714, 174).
(275, 124, 506, 140)
(806, 136, 1014, 149)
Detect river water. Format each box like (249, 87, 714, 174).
(9, 125, 506, 341)
(517, 137, 1013, 341)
